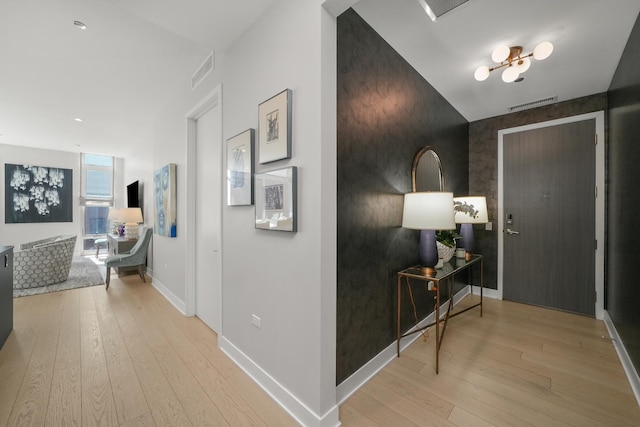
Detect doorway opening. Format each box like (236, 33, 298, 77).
(185, 85, 222, 333)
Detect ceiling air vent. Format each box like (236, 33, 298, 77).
(508, 96, 558, 113)
(191, 51, 215, 91)
(417, 0, 469, 21)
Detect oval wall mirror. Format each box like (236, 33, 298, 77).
(412, 146, 444, 192)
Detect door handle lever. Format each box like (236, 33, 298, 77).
(506, 228, 520, 235)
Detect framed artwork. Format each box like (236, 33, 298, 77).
(227, 129, 255, 206)
(258, 88, 292, 164)
(4, 164, 73, 223)
(255, 166, 297, 232)
(154, 163, 177, 237)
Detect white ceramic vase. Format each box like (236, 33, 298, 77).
(436, 241, 455, 263)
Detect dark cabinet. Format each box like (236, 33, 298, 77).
(0, 246, 13, 349)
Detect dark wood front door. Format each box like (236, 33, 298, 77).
(503, 119, 596, 316)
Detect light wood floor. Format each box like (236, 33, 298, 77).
(2, 275, 640, 427)
(340, 296, 640, 426)
(0, 273, 299, 427)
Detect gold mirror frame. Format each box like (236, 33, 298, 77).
(411, 146, 444, 192)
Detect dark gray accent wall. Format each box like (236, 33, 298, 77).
(469, 93, 607, 290)
(607, 12, 640, 374)
(337, 9, 469, 384)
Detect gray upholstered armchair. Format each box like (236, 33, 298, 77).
(13, 235, 77, 289)
(105, 227, 152, 289)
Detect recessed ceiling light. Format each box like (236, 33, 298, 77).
(74, 117, 83, 122)
(74, 20, 87, 30)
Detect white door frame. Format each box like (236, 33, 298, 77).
(185, 85, 222, 327)
(497, 111, 605, 319)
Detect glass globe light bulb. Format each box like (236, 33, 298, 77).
(502, 66, 520, 82)
(474, 65, 491, 81)
(492, 45, 510, 63)
(514, 57, 531, 73)
(533, 42, 554, 60)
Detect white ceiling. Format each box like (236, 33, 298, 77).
(0, 0, 273, 157)
(353, 0, 640, 121)
(1, 0, 639, 157)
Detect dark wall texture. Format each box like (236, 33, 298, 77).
(337, 9, 469, 384)
(469, 93, 607, 290)
(607, 12, 640, 373)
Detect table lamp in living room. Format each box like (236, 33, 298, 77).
(402, 192, 456, 276)
(108, 207, 123, 235)
(454, 196, 488, 261)
(119, 208, 143, 239)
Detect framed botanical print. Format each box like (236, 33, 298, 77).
(258, 89, 292, 164)
(254, 166, 297, 232)
(227, 129, 255, 206)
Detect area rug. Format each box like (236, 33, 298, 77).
(13, 256, 105, 297)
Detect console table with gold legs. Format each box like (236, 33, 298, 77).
(396, 254, 483, 373)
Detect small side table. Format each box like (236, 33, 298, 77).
(396, 255, 483, 373)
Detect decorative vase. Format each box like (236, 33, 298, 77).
(436, 241, 455, 263)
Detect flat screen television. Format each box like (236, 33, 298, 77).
(127, 180, 140, 208)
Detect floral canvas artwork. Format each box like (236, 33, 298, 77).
(154, 163, 177, 237)
(4, 164, 73, 223)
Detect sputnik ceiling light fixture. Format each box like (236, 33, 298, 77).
(474, 42, 553, 83)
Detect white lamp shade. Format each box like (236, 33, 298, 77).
(533, 41, 553, 60)
(502, 66, 520, 82)
(402, 192, 455, 230)
(119, 207, 143, 224)
(474, 65, 490, 81)
(492, 45, 510, 63)
(454, 196, 488, 224)
(108, 207, 122, 221)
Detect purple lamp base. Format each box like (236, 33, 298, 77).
(460, 223, 474, 261)
(419, 229, 438, 276)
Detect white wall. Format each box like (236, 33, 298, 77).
(148, 1, 339, 425)
(0, 144, 82, 251)
(0, 144, 123, 254)
(220, 1, 337, 425)
(222, 0, 337, 425)
(149, 49, 222, 309)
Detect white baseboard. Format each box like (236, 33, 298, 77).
(148, 273, 186, 315)
(471, 285, 500, 300)
(219, 337, 340, 427)
(336, 285, 491, 404)
(148, 270, 339, 425)
(602, 310, 640, 406)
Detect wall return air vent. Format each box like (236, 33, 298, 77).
(508, 96, 558, 113)
(417, 0, 469, 21)
(191, 51, 215, 91)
